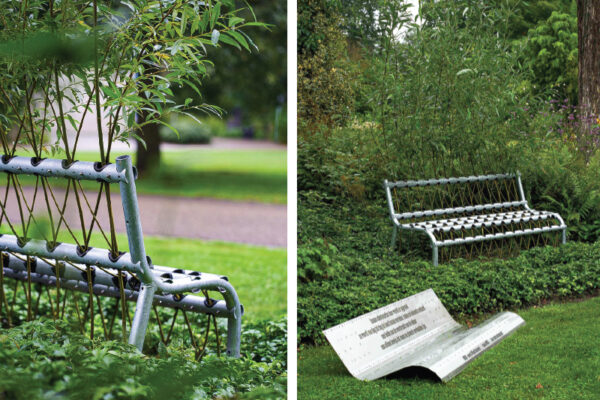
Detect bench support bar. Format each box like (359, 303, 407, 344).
(129, 283, 157, 350)
(390, 225, 398, 249)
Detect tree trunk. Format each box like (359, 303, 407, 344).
(135, 65, 161, 176)
(135, 120, 160, 176)
(577, 0, 600, 119)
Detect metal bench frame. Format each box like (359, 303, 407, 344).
(384, 173, 567, 266)
(0, 155, 242, 356)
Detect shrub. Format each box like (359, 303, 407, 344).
(298, 0, 355, 128)
(160, 116, 213, 144)
(0, 316, 287, 399)
(522, 11, 578, 103)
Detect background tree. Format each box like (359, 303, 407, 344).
(172, 0, 287, 142)
(137, 64, 162, 174)
(298, 0, 355, 129)
(491, 0, 574, 39)
(577, 0, 600, 122)
(335, 0, 381, 48)
(522, 11, 578, 102)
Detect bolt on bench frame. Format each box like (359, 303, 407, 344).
(384, 173, 567, 266)
(0, 155, 242, 356)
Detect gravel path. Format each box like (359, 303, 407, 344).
(6, 187, 286, 248)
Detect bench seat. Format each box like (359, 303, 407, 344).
(402, 209, 563, 233)
(2, 250, 237, 316)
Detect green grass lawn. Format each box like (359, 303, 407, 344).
(135, 150, 286, 204)
(81, 233, 287, 321)
(298, 297, 600, 399)
(143, 236, 287, 321)
(18, 148, 286, 204)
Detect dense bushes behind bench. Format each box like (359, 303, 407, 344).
(299, 239, 600, 344)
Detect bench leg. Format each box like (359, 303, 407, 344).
(432, 245, 439, 267)
(561, 228, 566, 244)
(129, 283, 156, 351)
(390, 225, 398, 249)
(226, 305, 243, 357)
(218, 281, 242, 357)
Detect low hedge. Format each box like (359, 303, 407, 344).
(0, 317, 287, 399)
(298, 191, 600, 344)
(0, 283, 286, 399)
(299, 236, 600, 344)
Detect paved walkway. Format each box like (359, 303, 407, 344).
(5, 187, 286, 248)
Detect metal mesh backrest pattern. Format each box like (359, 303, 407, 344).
(0, 157, 127, 260)
(387, 174, 525, 224)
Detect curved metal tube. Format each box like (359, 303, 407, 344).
(115, 155, 242, 355)
(2, 252, 236, 316)
(0, 156, 127, 182)
(0, 235, 141, 274)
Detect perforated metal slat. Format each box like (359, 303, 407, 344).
(405, 210, 562, 233)
(394, 201, 527, 221)
(437, 225, 566, 247)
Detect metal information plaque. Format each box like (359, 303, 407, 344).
(323, 289, 525, 382)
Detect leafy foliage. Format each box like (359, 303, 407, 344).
(0, 0, 261, 162)
(297, 238, 342, 283)
(174, 0, 286, 139)
(298, 191, 600, 343)
(361, 2, 538, 179)
(298, 0, 355, 127)
(522, 11, 578, 102)
(519, 143, 600, 242)
(488, 0, 575, 39)
(0, 317, 286, 399)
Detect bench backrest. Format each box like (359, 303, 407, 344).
(0, 155, 148, 277)
(384, 173, 528, 224)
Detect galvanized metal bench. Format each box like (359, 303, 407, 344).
(384, 173, 567, 266)
(0, 155, 242, 356)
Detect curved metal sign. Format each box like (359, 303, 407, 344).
(323, 289, 525, 382)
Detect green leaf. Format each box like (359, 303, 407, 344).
(226, 30, 249, 51)
(180, 8, 187, 33)
(100, 85, 119, 100)
(200, 8, 210, 31)
(191, 17, 200, 35)
(228, 16, 244, 27)
(217, 33, 240, 50)
(210, 2, 221, 30)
